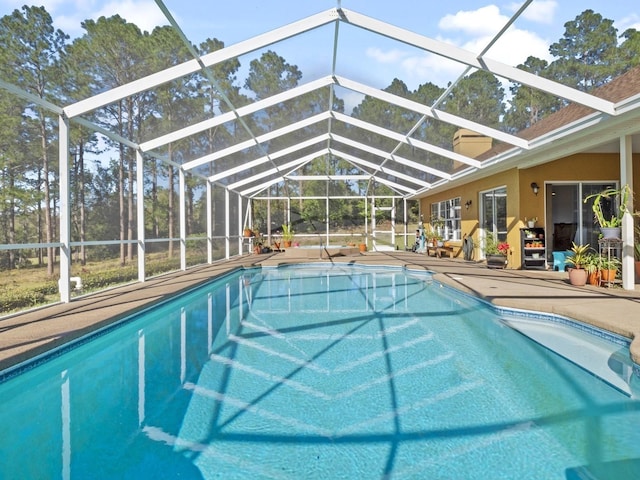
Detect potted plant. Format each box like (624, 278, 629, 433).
(484, 232, 509, 269)
(579, 252, 600, 286)
(525, 217, 537, 229)
(282, 223, 294, 248)
(583, 184, 631, 239)
(565, 242, 590, 286)
(359, 233, 367, 253)
(599, 255, 621, 284)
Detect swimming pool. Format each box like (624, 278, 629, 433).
(1, 264, 639, 479)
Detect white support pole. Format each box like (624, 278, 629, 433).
(179, 168, 186, 271)
(59, 115, 71, 303)
(207, 180, 213, 264)
(267, 194, 272, 246)
(225, 188, 230, 259)
(326, 196, 330, 245)
(620, 135, 635, 290)
(403, 198, 408, 250)
(392, 200, 396, 249)
(238, 193, 243, 254)
(371, 196, 376, 251)
(136, 150, 145, 282)
(365, 195, 369, 248)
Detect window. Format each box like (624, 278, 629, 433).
(430, 197, 461, 241)
(480, 187, 507, 257)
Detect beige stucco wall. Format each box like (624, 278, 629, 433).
(420, 153, 640, 269)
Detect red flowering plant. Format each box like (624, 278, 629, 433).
(497, 241, 510, 254)
(484, 233, 510, 255)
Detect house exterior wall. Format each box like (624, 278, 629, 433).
(420, 152, 640, 269)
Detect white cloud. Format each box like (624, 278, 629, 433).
(618, 13, 640, 33)
(508, 0, 558, 25)
(365, 5, 553, 91)
(438, 5, 507, 36)
(341, 90, 364, 115)
(463, 29, 552, 66)
(399, 52, 467, 90)
(42, 0, 169, 38)
(365, 47, 409, 64)
(94, 0, 168, 34)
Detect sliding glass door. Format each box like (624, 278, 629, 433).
(480, 187, 507, 258)
(548, 182, 614, 251)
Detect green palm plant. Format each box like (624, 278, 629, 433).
(282, 223, 294, 242)
(565, 242, 591, 269)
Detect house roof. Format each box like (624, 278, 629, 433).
(486, 65, 640, 152)
(437, 66, 640, 194)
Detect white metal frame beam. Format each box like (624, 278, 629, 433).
(338, 9, 617, 115)
(330, 133, 449, 180)
(333, 76, 529, 150)
(183, 111, 332, 171)
(330, 148, 428, 192)
(52, 5, 625, 203)
(331, 114, 469, 173)
(191, 110, 458, 190)
(64, 10, 338, 118)
(208, 135, 330, 183)
(231, 150, 324, 192)
(140, 76, 334, 152)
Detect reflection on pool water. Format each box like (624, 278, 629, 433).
(1, 264, 639, 479)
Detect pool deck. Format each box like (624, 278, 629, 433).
(1, 250, 640, 373)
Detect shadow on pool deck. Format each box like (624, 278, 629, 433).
(1, 251, 639, 373)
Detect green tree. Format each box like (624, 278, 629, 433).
(444, 70, 504, 129)
(410, 81, 451, 183)
(0, 89, 26, 268)
(350, 79, 416, 188)
(548, 9, 619, 92)
(69, 15, 150, 265)
(618, 28, 640, 72)
(0, 6, 68, 275)
(245, 50, 302, 101)
(503, 56, 562, 133)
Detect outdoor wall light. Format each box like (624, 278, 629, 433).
(465, 200, 472, 209)
(530, 182, 540, 195)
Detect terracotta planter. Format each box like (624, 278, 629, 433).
(600, 269, 617, 282)
(243, 228, 253, 238)
(568, 267, 587, 286)
(359, 243, 367, 253)
(587, 271, 600, 286)
(486, 254, 507, 269)
(636, 261, 640, 281)
(283, 240, 292, 248)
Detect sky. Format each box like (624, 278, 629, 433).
(1, 0, 639, 102)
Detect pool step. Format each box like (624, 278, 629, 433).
(502, 317, 635, 397)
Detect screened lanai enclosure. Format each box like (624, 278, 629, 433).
(1, 0, 640, 305)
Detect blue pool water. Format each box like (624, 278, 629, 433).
(1, 264, 640, 479)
